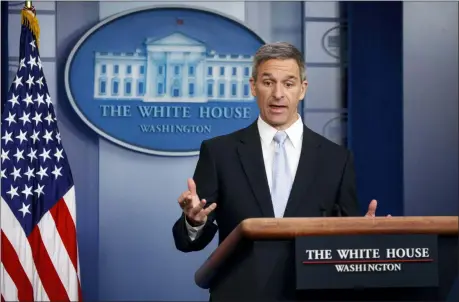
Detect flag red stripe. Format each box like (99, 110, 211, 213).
(49, 198, 78, 271)
(1, 294, 5, 302)
(28, 227, 69, 301)
(1, 231, 33, 301)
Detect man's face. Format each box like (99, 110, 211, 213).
(250, 58, 307, 130)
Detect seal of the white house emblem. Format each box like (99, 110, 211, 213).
(65, 6, 265, 156)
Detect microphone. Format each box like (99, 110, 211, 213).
(320, 206, 327, 217)
(333, 204, 342, 217)
(320, 204, 342, 217)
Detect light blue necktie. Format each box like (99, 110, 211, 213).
(271, 131, 293, 218)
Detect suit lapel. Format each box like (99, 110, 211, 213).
(283, 126, 321, 217)
(237, 122, 275, 217)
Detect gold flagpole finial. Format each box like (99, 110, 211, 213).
(21, 1, 40, 48)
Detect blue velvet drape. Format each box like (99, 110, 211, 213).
(345, 1, 404, 216)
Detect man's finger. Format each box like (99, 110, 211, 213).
(187, 178, 197, 195)
(190, 199, 206, 216)
(365, 199, 378, 217)
(202, 202, 217, 216)
(179, 194, 194, 210)
(185, 194, 195, 209)
(177, 190, 190, 203)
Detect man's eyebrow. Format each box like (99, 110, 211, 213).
(284, 75, 298, 80)
(261, 73, 298, 80)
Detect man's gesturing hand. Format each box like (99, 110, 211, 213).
(178, 178, 217, 227)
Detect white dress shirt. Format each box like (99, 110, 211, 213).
(258, 114, 303, 191)
(186, 114, 304, 240)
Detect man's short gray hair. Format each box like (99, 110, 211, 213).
(251, 42, 306, 81)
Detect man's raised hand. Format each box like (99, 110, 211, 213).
(177, 178, 217, 226)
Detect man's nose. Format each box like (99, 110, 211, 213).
(272, 83, 284, 99)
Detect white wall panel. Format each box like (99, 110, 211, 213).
(304, 111, 346, 145)
(32, 1, 56, 11)
(99, 1, 245, 22)
(305, 1, 340, 18)
(304, 67, 342, 109)
(304, 21, 341, 63)
(302, 1, 345, 145)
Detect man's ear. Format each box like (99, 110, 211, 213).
(249, 77, 257, 97)
(300, 80, 308, 100)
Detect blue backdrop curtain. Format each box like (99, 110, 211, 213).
(344, 1, 404, 216)
(1, 1, 8, 113)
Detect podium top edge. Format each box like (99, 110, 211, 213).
(238, 216, 459, 238)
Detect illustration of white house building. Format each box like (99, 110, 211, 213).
(93, 32, 255, 103)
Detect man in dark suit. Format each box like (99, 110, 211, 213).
(172, 42, 380, 252)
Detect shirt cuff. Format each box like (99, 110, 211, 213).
(185, 216, 205, 241)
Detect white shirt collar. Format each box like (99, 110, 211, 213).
(257, 114, 304, 149)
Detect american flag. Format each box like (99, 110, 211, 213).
(1, 8, 82, 301)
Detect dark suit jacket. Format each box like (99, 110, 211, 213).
(172, 120, 361, 252)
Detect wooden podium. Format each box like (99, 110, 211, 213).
(195, 216, 458, 301)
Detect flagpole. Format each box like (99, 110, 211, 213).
(25, 1, 32, 9)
